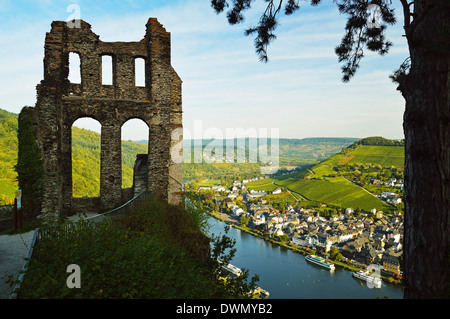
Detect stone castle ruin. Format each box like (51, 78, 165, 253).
(18, 18, 183, 222)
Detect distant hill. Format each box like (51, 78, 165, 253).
(71, 127, 148, 197)
(0, 109, 19, 204)
(1, 107, 402, 211)
(0, 108, 148, 204)
(358, 136, 404, 146)
(247, 137, 405, 213)
(181, 137, 358, 181)
(322, 139, 405, 168)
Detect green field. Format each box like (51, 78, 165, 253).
(261, 191, 298, 207)
(197, 179, 222, 187)
(246, 178, 278, 192)
(323, 145, 404, 168)
(260, 144, 405, 212)
(276, 177, 390, 212)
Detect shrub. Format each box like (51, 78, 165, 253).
(16, 196, 259, 299)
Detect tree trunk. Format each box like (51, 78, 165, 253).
(401, 0, 450, 298)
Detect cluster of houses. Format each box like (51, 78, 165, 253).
(379, 192, 402, 205)
(370, 177, 404, 190)
(197, 177, 271, 199)
(212, 182, 403, 276)
(196, 178, 403, 275)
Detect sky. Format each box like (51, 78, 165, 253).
(0, 0, 409, 141)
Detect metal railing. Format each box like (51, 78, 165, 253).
(9, 191, 151, 299)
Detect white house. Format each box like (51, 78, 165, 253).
(212, 186, 227, 192)
(389, 197, 402, 205)
(269, 224, 284, 236)
(381, 192, 396, 199)
(253, 214, 266, 226)
(292, 234, 316, 248)
(232, 207, 244, 217)
(248, 191, 266, 198)
(272, 188, 282, 194)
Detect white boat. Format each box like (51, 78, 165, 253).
(352, 270, 382, 288)
(305, 255, 335, 270)
(219, 261, 270, 298)
(221, 262, 243, 277)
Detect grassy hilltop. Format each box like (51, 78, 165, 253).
(247, 137, 404, 213)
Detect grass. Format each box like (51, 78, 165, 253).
(198, 179, 222, 187)
(257, 145, 404, 212)
(246, 170, 392, 212)
(276, 177, 390, 212)
(15, 196, 259, 299)
(323, 145, 404, 168)
(246, 178, 278, 192)
(262, 191, 298, 207)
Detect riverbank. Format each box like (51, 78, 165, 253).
(207, 211, 403, 288)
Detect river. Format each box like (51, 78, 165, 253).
(207, 217, 404, 299)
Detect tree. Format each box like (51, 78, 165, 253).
(211, 0, 450, 298)
(329, 247, 340, 259)
(240, 215, 250, 226)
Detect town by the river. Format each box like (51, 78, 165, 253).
(207, 217, 404, 299)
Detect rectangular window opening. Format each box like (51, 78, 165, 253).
(135, 57, 145, 87)
(102, 55, 113, 85)
(68, 52, 81, 84)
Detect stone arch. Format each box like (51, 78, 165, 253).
(121, 118, 150, 194)
(71, 117, 102, 198)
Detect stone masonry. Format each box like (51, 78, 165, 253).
(21, 18, 183, 223)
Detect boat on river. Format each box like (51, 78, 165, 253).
(219, 260, 270, 298)
(305, 255, 335, 270)
(220, 262, 243, 277)
(352, 270, 382, 288)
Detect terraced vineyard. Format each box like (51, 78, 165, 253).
(322, 145, 404, 168)
(245, 178, 279, 192)
(247, 142, 404, 213)
(276, 174, 390, 211)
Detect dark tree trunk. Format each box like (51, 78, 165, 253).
(401, 0, 450, 298)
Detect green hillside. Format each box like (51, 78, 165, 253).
(247, 139, 405, 213)
(0, 109, 19, 204)
(71, 126, 148, 197)
(182, 137, 357, 182)
(322, 145, 404, 168)
(0, 108, 148, 204)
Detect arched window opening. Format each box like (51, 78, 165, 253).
(102, 55, 113, 85)
(68, 52, 81, 84)
(121, 119, 149, 190)
(135, 57, 145, 87)
(72, 118, 101, 197)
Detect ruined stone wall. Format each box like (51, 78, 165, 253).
(20, 18, 183, 223)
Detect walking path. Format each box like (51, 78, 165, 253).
(0, 230, 34, 299)
(0, 212, 98, 299)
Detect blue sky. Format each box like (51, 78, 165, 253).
(0, 0, 408, 140)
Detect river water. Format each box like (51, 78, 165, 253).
(207, 217, 404, 299)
